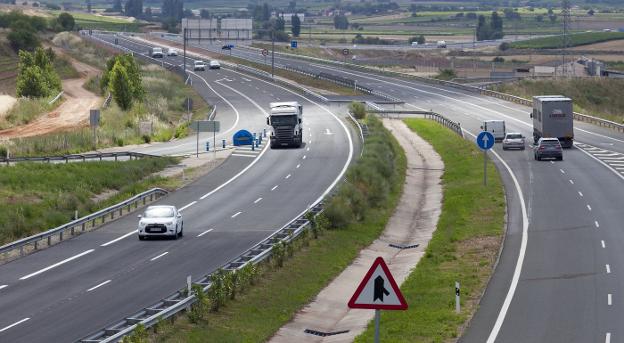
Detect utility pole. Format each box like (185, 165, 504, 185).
(561, 0, 571, 77)
(183, 28, 187, 75)
(271, 29, 275, 79)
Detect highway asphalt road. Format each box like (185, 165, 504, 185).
(0, 34, 355, 342)
(152, 36, 624, 343)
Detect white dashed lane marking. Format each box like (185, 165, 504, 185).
(150, 252, 168, 261)
(0, 318, 30, 333)
(606, 264, 611, 274)
(87, 280, 112, 292)
(231, 211, 242, 218)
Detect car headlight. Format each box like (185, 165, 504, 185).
(164, 221, 174, 226)
(139, 222, 146, 227)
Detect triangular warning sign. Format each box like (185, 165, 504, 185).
(348, 257, 408, 310)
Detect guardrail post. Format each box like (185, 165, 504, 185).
(71, 226, 75, 236)
(34, 240, 38, 250)
(82, 222, 86, 232)
(19, 245, 23, 257)
(48, 236, 51, 246)
(60, 231, 63, 241)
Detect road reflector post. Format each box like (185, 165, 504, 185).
(222, 139, 226, 149)
(455, 281, 460, 314)
(205, 141, 210, 152)
(263, 128, 267, 137)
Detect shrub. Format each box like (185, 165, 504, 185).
(434, 68, 457, 81)
(492, 56, 505, 63)
(348, 101, 366, 119)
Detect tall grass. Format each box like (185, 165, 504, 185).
(53, 55, 80, 79)
(491, 78, 624, 123)
(0, 97, 56, 130)
(0, 157, 176, 245)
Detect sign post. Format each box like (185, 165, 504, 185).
(261, 48, 268, 65)
(348, 257, 408, 343)
(89, 109, 100, 150)
(192, 120, 220, 157)
(476, 131, 495, 186)
(342, 48, 350, 64)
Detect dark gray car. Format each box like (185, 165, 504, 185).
(534, 138, 563, 161)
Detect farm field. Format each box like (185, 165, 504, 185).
(511, 31, 624, 49)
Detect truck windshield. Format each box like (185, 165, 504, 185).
(270, 115, 297, 126)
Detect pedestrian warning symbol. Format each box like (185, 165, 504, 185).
(347, 257, 408, 310)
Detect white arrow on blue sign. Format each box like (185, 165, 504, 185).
(291, 40, 298, 48)
(476, 131, 495, 150)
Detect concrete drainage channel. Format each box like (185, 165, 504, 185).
(79, 203, 324, 343)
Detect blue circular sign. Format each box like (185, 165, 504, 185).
(476, 131, 495, 150)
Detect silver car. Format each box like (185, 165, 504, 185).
(502, 133, 526, 150)
(137, 205, 183, 240)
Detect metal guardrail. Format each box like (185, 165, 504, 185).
(369, 109, 464, 138)
(48, 91, 64, 105)
(79, 202, 325, 343)
(0, 188, 168, 264)
(0, 151, 157, 165)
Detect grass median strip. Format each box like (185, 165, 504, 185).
(146, 116, 406, 343)
(355, 118, 504, 342)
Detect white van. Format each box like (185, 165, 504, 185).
(436, 40, 447, 48)
(482, 120, 506, 142)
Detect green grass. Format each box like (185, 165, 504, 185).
(50, 11, 146, 32)
(356, 119, 504, 342)
(607, 61, 624, 72)
(491, 78, 624, 123)
(511, 32, 624, 49)
(151, 116, 407, 342)
(0, 157, 177, 245)
(53, 54, 80, 79)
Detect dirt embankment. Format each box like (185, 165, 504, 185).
(0, 50, 102, 140)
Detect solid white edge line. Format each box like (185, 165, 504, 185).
(464, 129, 529, 343)
(150, 252, 169, 261)
(606, 332, 611, 343)
(197, 228, 213, 237)
(0, 318, 30, 333)
(608, 293, 612, 306)
(87, 279, 112, 292)
(0, 285, 7, 290)
(606, 264, 611, 274)
(596, 221, 600, 228)
(101, 231, 136, 247)
(231, 211, 242, 218)
(20, 249, 95, 280)
(254, 197, 263, 204)
(231, 154, 257, 158)
(179, 201, 197, 212)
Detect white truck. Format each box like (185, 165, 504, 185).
(482, 120, 506, 142)
(530, 96, 574, 148)
(150, 47, 164, 58)
(267, 102, 303, 148)
(437, 40, 447, 48)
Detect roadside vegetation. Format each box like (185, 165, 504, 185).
(1, 33, 209, 156)
(491, 78, 624, 123)
(356, 118, 504, 342)
(141, 115, 406, 342)
(0, 157, 177, 245)
(510, 32, 624, 49)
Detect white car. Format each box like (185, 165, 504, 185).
(502, 133, 526, 150)
(193, 60, 206, 71)
(137, 205, 183, 240)
(167, 48, 178, 56)
(209, 60, 221, 69)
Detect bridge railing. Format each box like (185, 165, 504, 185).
(369, 109, 464, 138)
(0, 151, 157, 165)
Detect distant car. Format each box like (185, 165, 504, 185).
(167, 48, 178, 56)
(137, 205, 183, 240)
(411, 41, 419, 47)
(209, 60, 221, 69)
(436, 40, 447, 48)
(151, 47, 164, 58)
(193, 60, 206, 71)
(502, 133, 525, 150)
(221, 44, 234, 50)
(534, 138, 563, 161)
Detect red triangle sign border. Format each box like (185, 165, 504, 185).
(347, 256, 408, 310)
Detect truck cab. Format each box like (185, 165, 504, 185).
(482, 120, 506, 142)
(267, 102, 303, 148)
(150, 47, 164, 58)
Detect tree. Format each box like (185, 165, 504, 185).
(274, 15, 285, 31)
(109, 61, 133, 110)
(144, 7, 152, 17)
(262, 3, 270, 21)
(57, 12, 75, 31)
(408, 35, 425, 45)
(333, 14, 349, 30)
(112, 0, 122, 12)
(162, 0, 183, 22)
(536, 14, 543, 22)
(101, 54, 143, 107)
(476, 15, 489, 41)
(7, 20, 39, 51)
(288, 0, 296, 12)
(183, 8, 193, 18)
(200, 9, 209, 18)
(549, 14, 557, 23)
(16, 48, 61, 97)
(291, 13, 300, 37)
(587, 9, 595, 16)
(124, 0, 143, 18)
(490, 11, 503, 39)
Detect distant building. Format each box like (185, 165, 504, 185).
(272, 12, 305, 23)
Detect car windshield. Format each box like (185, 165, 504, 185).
(506, 134, 523, 139)
(270, 115, 297, 126)
(195, 61, 203, 65)
(144, 207, 174, 218)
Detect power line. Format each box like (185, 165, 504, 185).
(561, 0, 572, 77)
